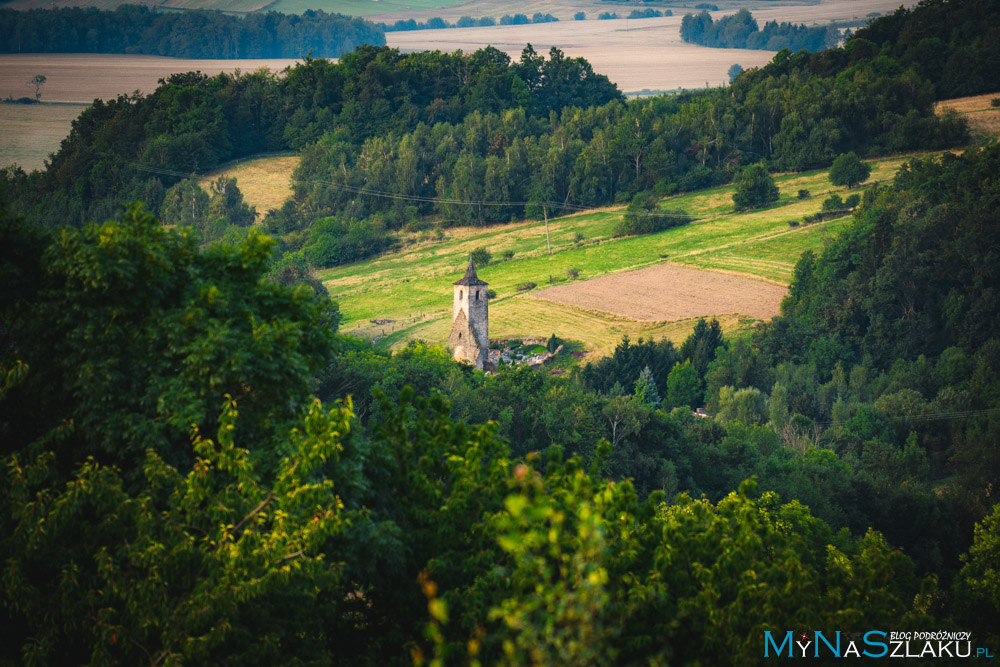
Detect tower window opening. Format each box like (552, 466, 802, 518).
(458, 332, 462, 339)
(476, 290, 479, 301)
(459, 290, 463, 299)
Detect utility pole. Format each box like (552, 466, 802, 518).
(543, 205, 552, 255)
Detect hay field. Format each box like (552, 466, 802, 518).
(0, 54, 299, 104)
(936, 92, 1000, 137)
(0, 103, 88, 170)
(531, 264, 787, 321)
(198, 154, 300, 214)
(385, 0, 913, 92)
(387, 16, 774, 92)
(324, 152, 932, 356)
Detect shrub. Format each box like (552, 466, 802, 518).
(574, 232, 585, 244)
(566, 267, 580, 279)
(499, 249, 515, 261)
(515, 282, 536, 292)
(822, 194, 844, 212)
(574, 11, 585, 20)
(992, 98, 1000, 107)
(788, 220, 800, 227)
(613, 192, 691, 238)
(486, 289, 497, 299)
(844, 193, 861, 209)
(732, 163, 779, 211)
(598, 12, 617, 20)
(829, 152, 872, 188)
(798, 189, 811, 199)
(470, 246, 492, 266)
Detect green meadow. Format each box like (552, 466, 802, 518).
(320, 153, 928, 355)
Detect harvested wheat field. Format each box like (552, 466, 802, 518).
(198, 154, 299, 214)
(531, 263, 787, 322)
(0, 54, 299, 104)
(936, 92, 1000, 137)
(386, 0, 914, 92)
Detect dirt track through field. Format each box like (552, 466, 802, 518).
(531, 263, 787, 321)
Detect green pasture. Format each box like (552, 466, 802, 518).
(320, 152, 931, 355)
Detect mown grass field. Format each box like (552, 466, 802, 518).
(324, 152, 927, 356)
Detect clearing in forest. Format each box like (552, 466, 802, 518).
(198, 154, 300, 215)
(530, 264, 787, 322)
(935, 92, 1000, 137)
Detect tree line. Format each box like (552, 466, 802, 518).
(2, 145, 999, 661)
(379, 12, 559, 32)
(681, 8, 841, 51)
(0, 5, 383, 58)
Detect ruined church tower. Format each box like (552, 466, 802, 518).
(449, 258, 489, 369)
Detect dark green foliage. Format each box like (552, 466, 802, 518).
(499, 13, 531, 25)
(678, 317, 727, 377)
(798, 188, 810, 199)
(515, 282, 536, 292)
(0, 204, 334, 473)
(666, 360, 701, 409)
(732, 162, 779, 211)
(580, 335, 678, 398)
(628, 9, 665, 19)
(634, 365, 662, 407)
(829, 151, 872, 187)
(613, 193, 691, 237)
(844, 193, 861, 208)
(851, 0, 1000, 99)
(574, 11, 586, 20)
(0, 6, 383, 58)
(303, 217, 395, 268)
(727, 63, 743, 82)
(470, 246, 492, 266)
(822, 193, 844, 211)
(682, 8, 840, 51)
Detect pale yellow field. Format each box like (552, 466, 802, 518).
(386, 0, 913, 92)
(0, 54, 299, 104)
(936, 92, 1000, 137)
(198, 154, 300, 214)
(0, 53, 300, 168)
(0, 103, 88, 171)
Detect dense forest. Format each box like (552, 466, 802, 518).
(680, 8, 841, 52)
(3, 0, 1000, 660)
(3, 146, 1000, 661)
(0, 5, 383, 58)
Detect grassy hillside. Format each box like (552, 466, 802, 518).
(197, 153, 299, 215)
(321, 152, 928, 356)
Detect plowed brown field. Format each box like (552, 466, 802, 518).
(530, 264, 787, 321)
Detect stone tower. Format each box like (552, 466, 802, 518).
(449, 258, 489, 369)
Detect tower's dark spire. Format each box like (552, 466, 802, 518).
(454, 257, 488, 286)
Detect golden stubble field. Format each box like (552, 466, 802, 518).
(384, 0, 913, 92)
(936, 92, 1000, 137)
